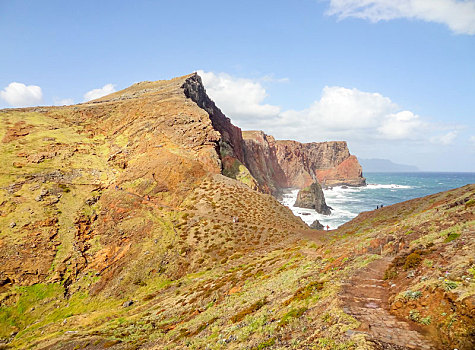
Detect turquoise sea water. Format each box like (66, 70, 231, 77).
(281, 172, 475, 229)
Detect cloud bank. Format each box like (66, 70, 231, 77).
(197, 70, 281, 119)
(83, 84, 116, 102)
(0, 82, 43, 107)
(198, 70, 432, 143)
(326, 0, 475, 35)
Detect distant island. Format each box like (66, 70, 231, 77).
(359, 158, 419, 172)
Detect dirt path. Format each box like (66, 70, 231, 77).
(340, 257, 435, 350)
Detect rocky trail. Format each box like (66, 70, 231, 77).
(340, 257, 435, 350)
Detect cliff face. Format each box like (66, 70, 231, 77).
(242, 131, 366, 192)
(241, 131, 287, 194)
(182, 74, 245, 164)
(274, 140, 366, 188)
(316, 155, 365, 187)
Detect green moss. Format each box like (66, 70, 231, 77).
(444, 233, 460, 243)
(465, 199, 475, 208)
(0, 283, 63, 337)
(278, 307, 307, 327)
(222, 158, 257, 189)
(253, 337, 275, 350)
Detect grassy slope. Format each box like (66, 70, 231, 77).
(0, 76, 473, 349)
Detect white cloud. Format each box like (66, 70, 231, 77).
(378, 111, 423, 139)
(83, 83, 116, 101)
(430, 130, 458, 145)
(469, 135, 475, 145)
(0, 82, 43, 107)
(326, 0, 475, 35)
(285, 86, 397, 131)
(54, 98, 74, 106)
(199, 70, 430, 142)
(197, 70, 281, 119)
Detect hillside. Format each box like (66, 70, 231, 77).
(0, 73, 474, 350)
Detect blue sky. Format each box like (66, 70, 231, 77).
(1, 0, 475, 171)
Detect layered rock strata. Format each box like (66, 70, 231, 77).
(241, 131, 366, 194)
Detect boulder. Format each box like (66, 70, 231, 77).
(310, 219, 324, 230)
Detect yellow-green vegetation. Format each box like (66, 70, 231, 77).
(1, 75, 474, 350)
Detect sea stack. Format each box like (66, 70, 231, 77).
(294, 181, 331, 215)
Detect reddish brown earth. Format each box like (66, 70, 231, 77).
(340, 257, 435, 349)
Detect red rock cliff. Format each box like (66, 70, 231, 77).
(241, 131, 287, 194)
(242, 131, 366, 191)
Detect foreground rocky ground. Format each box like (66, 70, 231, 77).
(0, 74, 473, 349)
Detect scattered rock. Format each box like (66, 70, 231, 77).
(122, 300, 134, 308)
(9, 222, 16, 228)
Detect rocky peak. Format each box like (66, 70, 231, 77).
(182, 73, 245, 164)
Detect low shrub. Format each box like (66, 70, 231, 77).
(409, 309, 420, 322)
(443, 280, 457, 291)
(253, 338, 275, 350)
(231, 298, 267, 323)
(404, 252, 422, 270)
(283, 281, 323, 306)
(444, 233, 460, 243)
(403, 290, 422, 300)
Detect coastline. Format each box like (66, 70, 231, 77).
(281, 172, 475, 230)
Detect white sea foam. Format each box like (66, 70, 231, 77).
(280, 188, 359, 230)
(365, 183, 412, 189)
(280, 182, 412, 229)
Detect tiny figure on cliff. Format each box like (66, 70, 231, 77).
(326, 225, 330, 230)
(380, 204, 384, 208)
(376, 205, 379, 209)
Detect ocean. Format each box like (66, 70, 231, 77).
(280, 172, 475, 229)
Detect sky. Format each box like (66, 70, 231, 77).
(1, 0, 475, 171)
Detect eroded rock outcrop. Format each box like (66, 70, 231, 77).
(274, 140, 366, 188)
(241, 131, 287, 194)
(241, 131, 366, 193)
(294, 182, 331, 215)
(316, 155, 365, 187)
